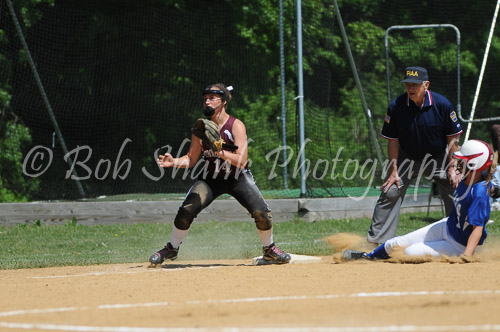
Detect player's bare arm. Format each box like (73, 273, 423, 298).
(157, 135, 202, 168)
(463, 225, 483, 256)
(216, 119, 248, 169)
(382, 139, 400, 192)
(447, 134, 462, 188)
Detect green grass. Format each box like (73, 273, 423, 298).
(1, 211, 499, 270)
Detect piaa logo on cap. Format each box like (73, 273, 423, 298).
(406, 70, 419, 77)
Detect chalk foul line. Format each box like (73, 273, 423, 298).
(1, 290, 500, 331)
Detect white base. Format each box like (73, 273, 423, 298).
(252, 254, 322, 266)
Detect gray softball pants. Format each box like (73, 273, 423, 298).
(367, 150, 454, 244)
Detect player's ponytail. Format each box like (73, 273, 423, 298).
(485, 150, 498, 193)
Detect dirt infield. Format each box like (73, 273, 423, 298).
(2, 254, 500, 332)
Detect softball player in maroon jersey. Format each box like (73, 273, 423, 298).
(149, 83, 290, 265)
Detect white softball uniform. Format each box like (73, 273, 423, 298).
(383, 179, 490, 257)
(384, 218, 465, 257)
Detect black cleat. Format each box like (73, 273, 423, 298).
(342, 249, 370, 261)
(263, 243, 291, 264)
(149, 243, 178, 265)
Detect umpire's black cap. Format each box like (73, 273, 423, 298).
(400, 66, 429, 83)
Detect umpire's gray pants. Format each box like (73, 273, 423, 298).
(367, 150, 454, 244)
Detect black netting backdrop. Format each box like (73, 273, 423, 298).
(0, 0, 499, 201)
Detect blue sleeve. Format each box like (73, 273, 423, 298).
(468, 186, 490, 227)
(381, 100, 398, 140)
(442, 100, 462, 136)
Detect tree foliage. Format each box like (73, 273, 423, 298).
(1, 0, 499, 200)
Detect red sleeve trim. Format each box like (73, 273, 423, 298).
(380, 134, 398, 141)
(447, 130, 463, 137)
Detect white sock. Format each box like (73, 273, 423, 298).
(169, 225, 189, 249)
(257, 228, 273, 247)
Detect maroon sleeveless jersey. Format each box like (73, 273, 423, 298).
(201, 116, 247, 179)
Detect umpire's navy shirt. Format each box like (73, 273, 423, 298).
(381, 90, 463, 161)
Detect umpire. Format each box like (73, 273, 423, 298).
(367, 66, 463, 244)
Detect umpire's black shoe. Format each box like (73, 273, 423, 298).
(342, 249, 370, 261)
(263, 243, 291, 264)
(149, 242, 178, 265)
